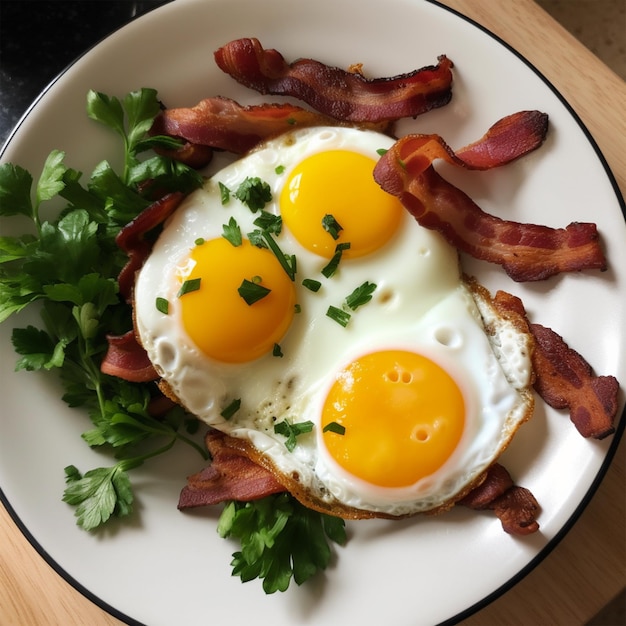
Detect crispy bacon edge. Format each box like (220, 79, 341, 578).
(457, 463, 540, 535)
(100, 192, 186, 383)
(149, 96, 393, 156)
(214, 38, 453, 123)
(494, 291, 618, 439)
(373, 111, 607, 282)
(178, 430, 540, 535)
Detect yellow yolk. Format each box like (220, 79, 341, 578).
(322, 350, 465, 488)
(280, 150, 404, 259)
(179, 238, 296, 363)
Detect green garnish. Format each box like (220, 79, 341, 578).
(234, 176, 272, 212)
(222, 216, 242, 246)
(275, 164, 285, 175)
(219, 181, 231, 205)
(376, 148, 388, 156)
(272, 343, 284, 358)
(217, 493, 346, 593)
(321, 214, 343, 240)
(155, 297, 169, 314)
(249, 229, 297, 281)
(177, 277, 201, 297)
(321, 242, 350, 278)
(0, 87, 208, 531)
(273, 419, 314, 452)
(302, 278, 322, 292)
(238, 278, 271, 305)
(345, 281, 377, 310)
(326, 305, 351, 327)
(220, 398, 242, 420)
(253, 210, 282, 235)
(323, 421, 346, 435)
(194, 237, 205, 246)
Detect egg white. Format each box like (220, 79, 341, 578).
(134, 126, 533, 516)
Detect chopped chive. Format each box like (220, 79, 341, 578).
(345, 281, 377, 310)
(155, 297, 169, 314)
(323, 421, 346, 435)
(326, 305, 351, 327)
(238, 278, 271, 305)
(222, 216, 242, 246)
(220, 398, 241, 420)
(302, 278, 322, 292)
(376, 148, 388, 156)
(321, 242, 350, 278)
(177, 277, 201, 297)
(275, 164, 285, 175)
(219, 181, 231, 205)
(286, 118, 297, 125)
(262, 231, 297, 280)
(273, 343, 284, 358)
(274, 419, 314, 452)
(194, 237, 205, 246)
(322, 214, 343, 240)
(294, 303, 302, 314)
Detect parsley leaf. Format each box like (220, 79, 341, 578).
(222, 216, 242, 246)
(238, 278, 271, 305)
(234, 176, 272, 212)
(217, 493, 346, 593)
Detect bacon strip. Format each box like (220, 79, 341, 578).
(531, 324, 618, 439)
(457, 463, 540, 535)
(493, 291, 618, 439)
(373, 112, 607, 281)
(214, 38, 453, 123)
(116, 191, 186, 302)
(178, 430, 285, 509)
(100, 330, 158, 383)
(150, 96, 392, 155)
(179, 431, 539, 534)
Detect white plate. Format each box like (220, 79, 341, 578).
(1, 1, 625, 624)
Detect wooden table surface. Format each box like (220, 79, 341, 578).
(1, 1, 624, 624)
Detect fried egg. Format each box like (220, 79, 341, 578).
(134, 126, 534, 518)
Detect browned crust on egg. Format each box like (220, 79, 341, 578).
(173, 276, 536, 521)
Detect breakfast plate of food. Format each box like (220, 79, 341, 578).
(0, 0, 624, 624)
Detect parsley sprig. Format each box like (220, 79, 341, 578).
(0, 88, 206, 531)
(218, 493, 346, 593)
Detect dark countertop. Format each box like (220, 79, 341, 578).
(0, 1, 172, 148)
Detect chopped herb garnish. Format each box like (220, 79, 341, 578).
(219, 181, 231, 204)
(376, 148, 388, 156)
(275, 164, 285, 175)
(238, 278, 271, 305)
(345, 281, 377, 310)
(253, 210, 282, 235)
(260, 231, 297, 281)
(222, 216, 242, 246)
(155, 297, 169, 314)
(302, 278, 322, 292)
(234, 176, 272, 212)
(274, 419, 314, 452)
(220, 398, 241, 420)
(321, 242, 350, 278)
(323, 421, 346, 435)
(286, 118, 297, 125)
(177, 277, 201, 297)
(194, 237, 205, 246)
(321, 214, 343, 240)
(272, 343, 284, 358)
(247, 229, 267, 248)
(294, 303, 302, 314)
(326, 305, 351, 327)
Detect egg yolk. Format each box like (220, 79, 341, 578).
(179, 238, 296, 363)
(280, 150, 404, 259)
(321, 350, 465, 488)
